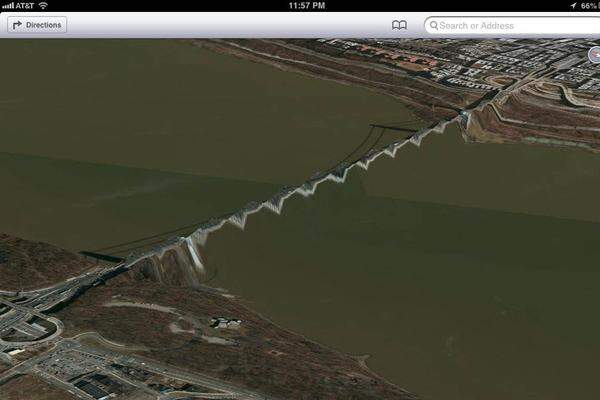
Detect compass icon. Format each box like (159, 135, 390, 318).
(589, 46, 600, 64)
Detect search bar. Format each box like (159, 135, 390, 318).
(425, 17, 600, 35)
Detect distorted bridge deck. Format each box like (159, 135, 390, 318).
(369, 124, 419, 133)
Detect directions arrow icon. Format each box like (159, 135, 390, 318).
(12, 20, 22, 30)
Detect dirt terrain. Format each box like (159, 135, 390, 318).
(55, 260, 417, 400)
(0, 234, 96, 291)
(1, 374, 78, 400)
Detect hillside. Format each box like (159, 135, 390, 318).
(0, 234, 96, 291)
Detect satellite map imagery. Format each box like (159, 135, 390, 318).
(1, 4, 600, 400)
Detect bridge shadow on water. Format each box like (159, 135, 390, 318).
(88, 119, 424, 258)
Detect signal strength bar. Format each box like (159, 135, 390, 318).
(2, 2, 15, 9)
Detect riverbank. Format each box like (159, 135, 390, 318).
(194, 39, 600, 152)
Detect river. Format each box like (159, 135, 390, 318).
(203, 124, 600, 400)
(2, 40, 600, 399)
(0, 40, 419, 251)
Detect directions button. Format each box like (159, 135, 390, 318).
(7, 16, 67, 34)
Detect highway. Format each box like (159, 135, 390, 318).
(0, 334, 272, 400)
